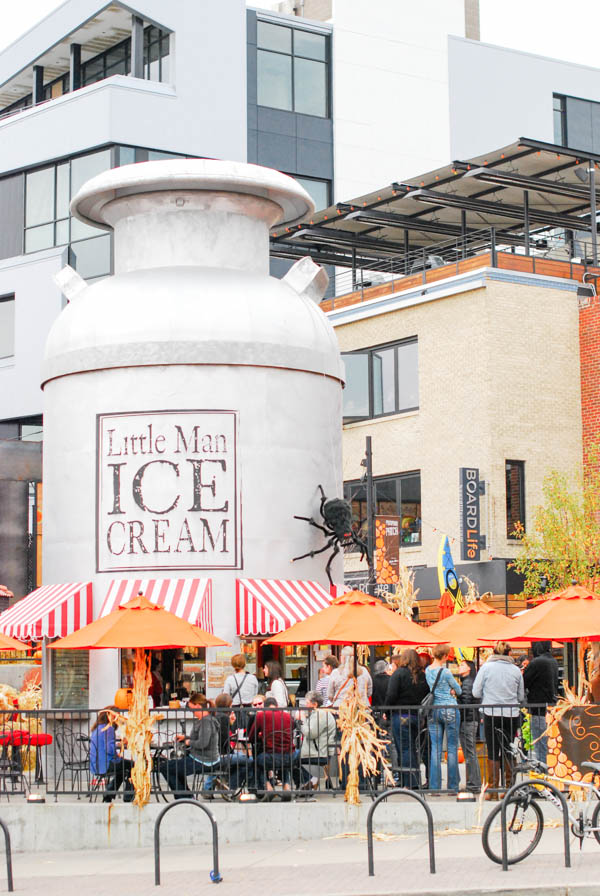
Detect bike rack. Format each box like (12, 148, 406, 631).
(366, 788, 435, 876)
(154, 799, 222, 885)
(500, 779, 571, 872)
(0, 819, 13, 892)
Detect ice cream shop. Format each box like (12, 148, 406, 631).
(0, 158, 345, 708)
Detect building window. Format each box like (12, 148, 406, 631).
(0, 295, 15, 360)
(0, 415, 43, 441)
(144, 26, 171, 82)
(553, 94, 566, 145)
(342, 339, 419, 423)
(52, 648, 89, 709)
(24, 149, 113, 277)
(293, 176, 330, 211)
(257, 20, 329, 117)
(344, 472, 422, 547)
(506, 460, 525, 538)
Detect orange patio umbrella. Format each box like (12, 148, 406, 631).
(49, 593, 228, 650)
(49, 594, 229, 808)
(0, 632, 31, 651)
(437, 590, 455, 621)
(482, 584, 600, 643)
(428, 600, 522, 647)
(264, 590, 443, 656)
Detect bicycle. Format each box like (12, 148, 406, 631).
(482, 738, 600, 865)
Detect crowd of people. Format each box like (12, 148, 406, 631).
(89, 641, 559, 800)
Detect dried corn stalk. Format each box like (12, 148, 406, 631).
(461, 576, 479, 606)
(357, 645, 370, 666)
(337, 678, 394, 805)
(109, 648, 163, 807)
(384, 563, 420, 620)
(17, 684, 43, 772)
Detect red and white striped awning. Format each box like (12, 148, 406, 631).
(236, 579, 331, 637)
(100, 579, 213, 632)
(0, 582, 93, 640)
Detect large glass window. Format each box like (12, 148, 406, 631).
(25, 149, 112, 277)
(342, 339, 419, 422)
(257, 20, 329, 117)
(553, 94, 566, 145)
(0, 296, 15, 359)
(506, 460, 526, 538)
(344, 473, 422, 547)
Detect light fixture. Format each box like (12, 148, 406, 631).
(456, 791, 476, 802)
(575, 167, 592, 184)
(27, 794, 45, 804)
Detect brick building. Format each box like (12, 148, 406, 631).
(270, 138, 600, 613)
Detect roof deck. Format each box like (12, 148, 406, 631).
(320, 246, 600, 313)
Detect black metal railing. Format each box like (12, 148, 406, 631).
(322, 226, 598, 304)
(0, 703, 554, 802)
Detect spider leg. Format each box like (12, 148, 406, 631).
(318, 486, 328, 523)
(294, 515, 331, 536)
(324, 541, 341, 587)
(352, 532, 371, 565)
(292, 537, 336, 563)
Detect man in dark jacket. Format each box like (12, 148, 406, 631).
(523, 641, 559, 762)
(458, 660, 481, 792)
(371, 660, 391, 709)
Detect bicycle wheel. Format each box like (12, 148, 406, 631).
(482, 795, 544, 865)
(591, 798, 600, 845)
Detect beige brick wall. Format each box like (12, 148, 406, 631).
(335, 276, 583, 570)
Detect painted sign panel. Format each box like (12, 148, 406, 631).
(459, 467, 481, 562)
(375, 515, 400, 587)
(97, 410, 241, 572)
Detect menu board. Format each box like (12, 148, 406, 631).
(52, 649, 89, 709)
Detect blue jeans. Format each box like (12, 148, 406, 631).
(429, 706, 460, 791)
(392, 712, 420, 789)
(530, 714, 548, 763)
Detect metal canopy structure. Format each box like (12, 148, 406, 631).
(270, 137, 600, 270)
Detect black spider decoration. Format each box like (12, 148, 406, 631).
(292, 484, 370, 586)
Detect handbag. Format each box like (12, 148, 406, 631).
(420, 667, 443, 713)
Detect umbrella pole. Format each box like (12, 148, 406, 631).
(353, 642, 358, 678)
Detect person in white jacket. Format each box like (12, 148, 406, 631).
(473, 642, 525, 798)
(263, 660, 289, 707)
(298, 691, 337, 790)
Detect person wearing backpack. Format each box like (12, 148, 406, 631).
(224, 654, 259, 728)
(425, 643, 462, 793)
(160, 693, 221, 798)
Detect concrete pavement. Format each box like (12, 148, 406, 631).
(7, 827, 600, 895)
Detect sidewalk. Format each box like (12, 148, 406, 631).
(9, 827, 600, 895)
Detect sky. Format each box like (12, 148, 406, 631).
(0, 0, 599, 68)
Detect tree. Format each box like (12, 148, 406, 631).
(511, 453, 600, 598)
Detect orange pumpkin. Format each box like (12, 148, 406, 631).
(114, 688, 133, 710)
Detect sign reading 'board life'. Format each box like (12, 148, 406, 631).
(97, 411, 241, 572)
(459, 467, 482, 562)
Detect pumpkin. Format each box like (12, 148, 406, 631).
(114, 687, 133, 710)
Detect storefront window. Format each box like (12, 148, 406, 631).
(344, 472, 422, 546)
(121, 647, 205, 705)
(52, 649, 89, 709)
